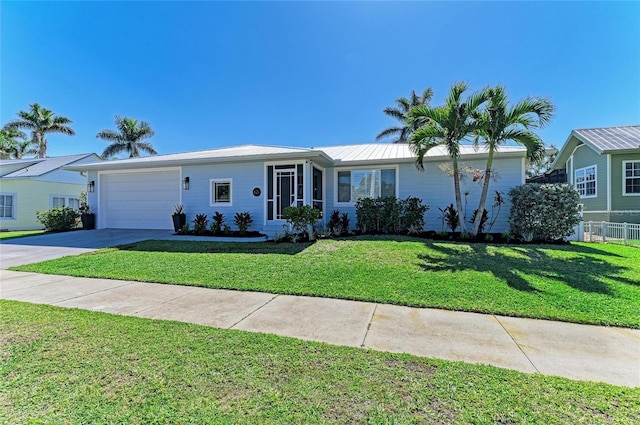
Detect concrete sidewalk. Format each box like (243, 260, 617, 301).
(1, 269, 638, 388)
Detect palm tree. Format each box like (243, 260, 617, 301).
(0, 128, 35, 159)
(97, 116, 157, 159)
(11, 139, 38, 159)
(470, 86, 553, 236)
(407, 82, 489, 234)
(3, 103, 75, 158)
(376, 88, 434, 143)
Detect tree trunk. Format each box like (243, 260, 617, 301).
(453, 156, 467, 234)
(472, 147, 495, 237)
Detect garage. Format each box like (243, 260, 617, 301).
(99, 169, 180, 229)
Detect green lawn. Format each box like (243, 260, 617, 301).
(0, 230, 44, 240)
(1, 300, 638, 424)
(13, 237, 640, 328)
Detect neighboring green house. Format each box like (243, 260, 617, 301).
(553, 125, 640, 224)
(0, 154, 101, 231)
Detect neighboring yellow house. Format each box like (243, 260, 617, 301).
(0, 154, 101, 231)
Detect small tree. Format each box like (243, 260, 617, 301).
(508, 183, 581, 242)
(283, 205, 321, 241)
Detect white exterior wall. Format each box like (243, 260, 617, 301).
(0, 179, 85, 231)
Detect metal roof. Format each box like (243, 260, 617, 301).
(318, 143, 526, 164)
(66, 143, 528, 171)
(1, 154, 96, 178)
(573, 126, 640, 152)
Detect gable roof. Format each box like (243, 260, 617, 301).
(553, 125, 640, 169)
(0, 154, 98, 178)
(67, 143, 528, 171)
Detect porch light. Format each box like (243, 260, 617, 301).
(87, 180, 95, 193)
(183, 177, 190, 190)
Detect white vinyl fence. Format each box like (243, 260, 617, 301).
(583, 221, 640, 247)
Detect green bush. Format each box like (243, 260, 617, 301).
(193, 213, 208, 235)
(508, 183, 581, 242)
(401, 197, 429, 235)
(233, 211, 253, 234)
(283, 205, 321, 235)
(355, 197, 429, 234)
(36, 207, 79, 232)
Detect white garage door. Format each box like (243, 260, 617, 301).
(100, 170, 180, 229)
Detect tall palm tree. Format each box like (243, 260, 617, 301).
(470, 86, 553, 236)
(97, 116, 157, 159)
(3, 103, 75, 158)
(376, 88, 434, 143)
(407, 82, 489, 234)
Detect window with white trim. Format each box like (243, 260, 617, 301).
(210, 179, 232, 206)
(337, 168, 396, 203)
(0, 194, 15, 219)
(51, 195, 80, 209)
(575, 165, 596, 197)
(624, 161, 640, 195)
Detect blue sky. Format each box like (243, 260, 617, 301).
(2, 1, 639, 158)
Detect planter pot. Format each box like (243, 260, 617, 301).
(81, 213, 95, 230)
(172, 213, 186, 232)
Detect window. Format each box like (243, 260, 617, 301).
(0, 194, 15, 219)
(51, 196, 80, 209)
(210, 179, 232, 206)
(575, 165, 596, 197)
(337, 168, 397, 203)
(624, 161, 640, 195)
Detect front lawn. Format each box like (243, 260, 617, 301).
(13, 237, 640, 328)
(0, 230, 44, 240)
(1, 301, 638, 424)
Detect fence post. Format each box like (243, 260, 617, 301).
(588, 221, 593, 242)
(623, 222, 628, 246)
(601, 221, 607, 242)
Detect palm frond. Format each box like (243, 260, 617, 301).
(375, 126, 403, 142)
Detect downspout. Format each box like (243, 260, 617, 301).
(607, 154, 611, 214)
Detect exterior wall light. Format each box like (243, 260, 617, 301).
(183, 177, 190, 190)
(87, 180, 95, 193)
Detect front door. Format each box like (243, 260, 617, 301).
(276, 168, 296, 220)
(267, 164, 304, 220)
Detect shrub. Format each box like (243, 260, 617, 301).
(234, 211, 253, 234)
(438, 203, 459, 233)
(36, 207, 79, 232)
(401, 197, 429, 235)
(193, 213, 208, 235)
(283, 205, 321, 235)
(327, 210, 342, 236)
(210, 211, 225, 234)
(508, 183, 581, 242)
(356, 197, 429, 235)
(339, 212, 350, 234)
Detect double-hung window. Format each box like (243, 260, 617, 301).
(624, 161, 640, 195)
(51, 195, 80, 209)
(337, 168, 397, 203)
(0, 194, 15, 219)
(575, 165, 596, 197)
(210, 179, 232, 206)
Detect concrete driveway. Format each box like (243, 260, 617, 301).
(0, 229, 176, 269)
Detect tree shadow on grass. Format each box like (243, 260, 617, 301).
(116, 240, 313, 255)
(418, 242, 636, 295)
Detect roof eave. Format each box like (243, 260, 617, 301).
(65, 150, 335, 171)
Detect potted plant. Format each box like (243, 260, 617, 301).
(172, 204, 186, 233)
(78, 191, 95, 230)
